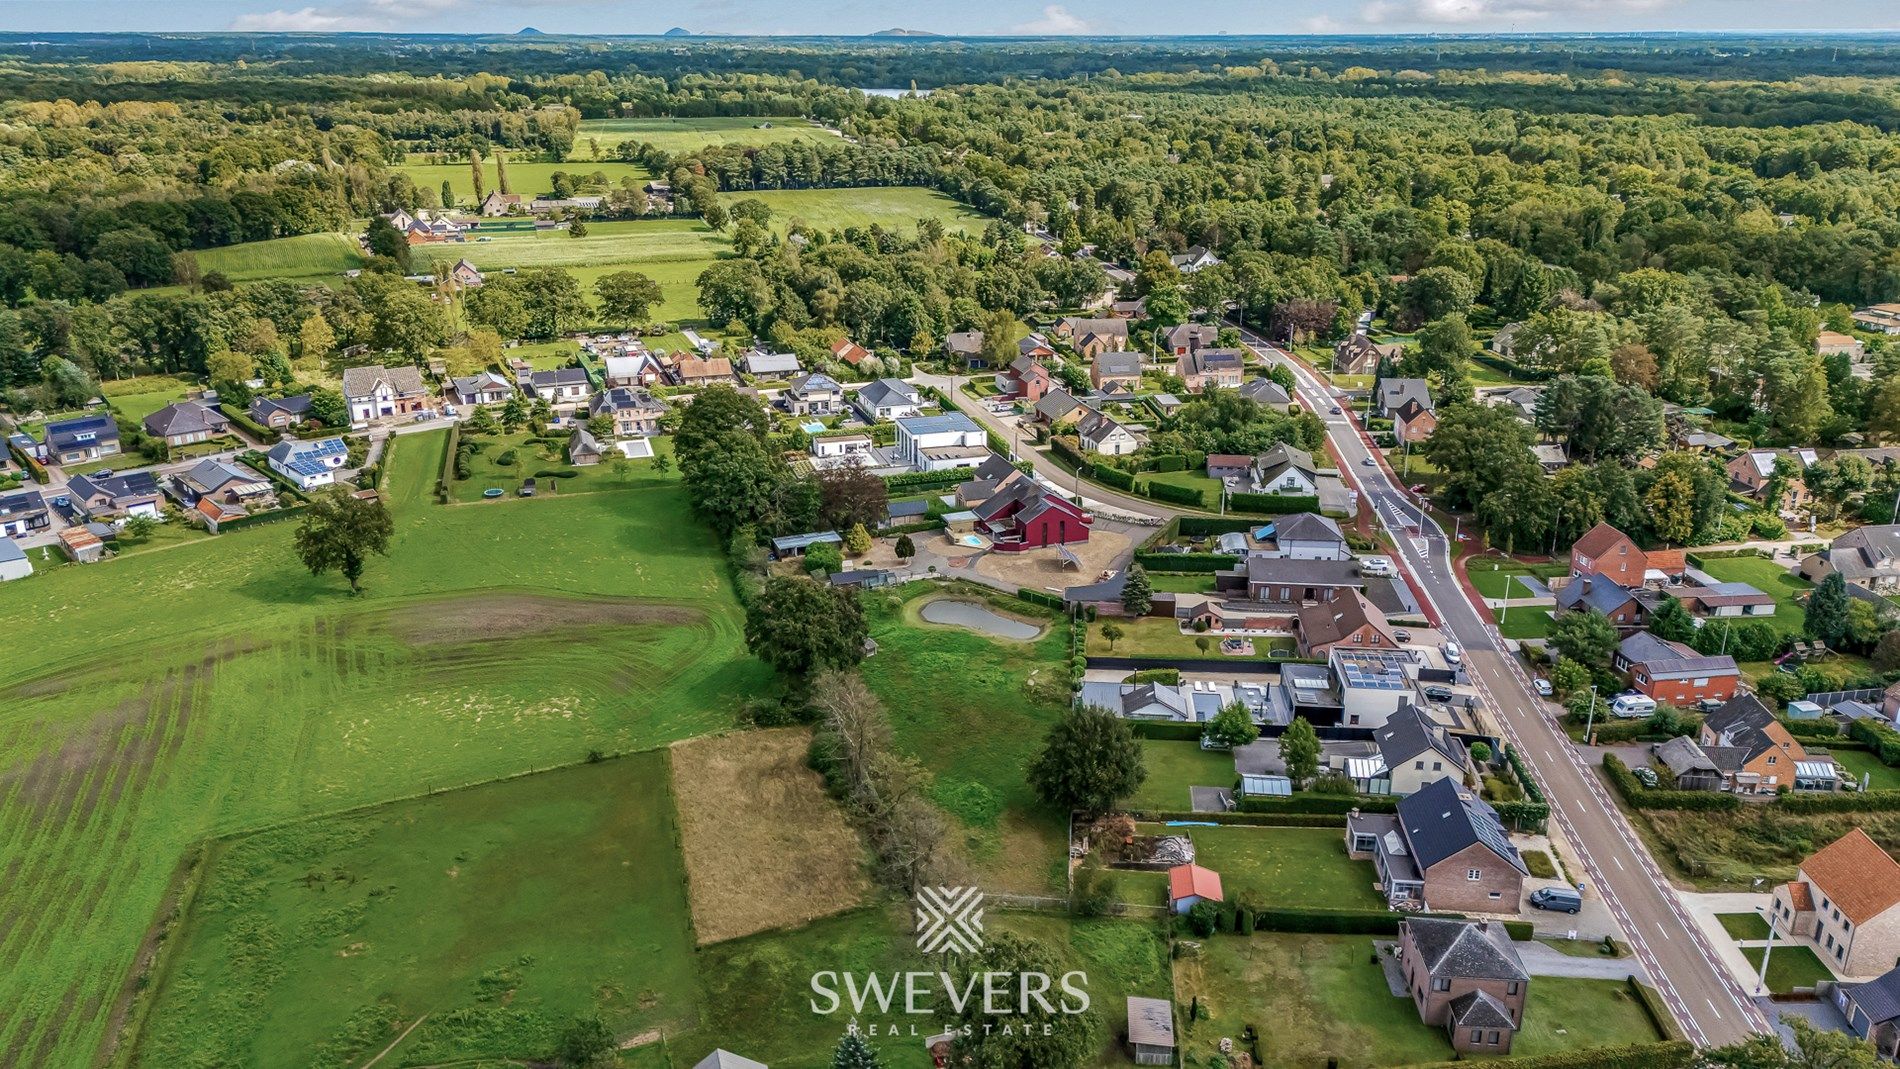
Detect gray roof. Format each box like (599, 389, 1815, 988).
(530, 367, 590, 389)
(897, 412, 981, 437)
(1034, 389, 1083, 420)
(1556, 577, 1638, 616)
(1377, 705, 1464, 768)
(1180, 348, 1246, 377)
(1843, 966, 1900, 1025)
(449, 372, 511, 395)
(1244, 556, 1366, 588)
(1126, 996, 1176, 1048)
(568, 427, 601, 455)
(0, 537, 25, 564)
(1701, 694, 1784, 762)
(1379, 377, 1433, 413)
(1064, 316, 1130, 339)
(342, 363, 426, 399)
(743, 351, 801, 375)
(67, 471, 160, 502)
(1617, 631, 1736, 681)
(945, 330, 985, 355)
(857, 377, 920, 410)
(691, 1051, 768, 1069)
(0, 490, 48, 519)
(1238, 378, 1291, 406)
(1274, 512, 1344, 544)
(1407, 917, 1528, 981)
(1398, 778, 1528, 875)
(1165, 322, 1219, 349)
(1256, 442, 1316, 482)
(1821, 524, 1900, 581)
(143, 401, 227, 437)
(1093, 351, 1141, 376)
(789, 371, 841, 396)
(1449, 990, 1519, 1030)
(1655, 736, 1719, 777)
(180, 458, 264, 492)
(250, 393, 313, 422)
(1063, 569, 1127, 604)
(44, 414, 119, 450)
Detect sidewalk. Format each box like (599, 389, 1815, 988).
(1679, 892, 1777, 998)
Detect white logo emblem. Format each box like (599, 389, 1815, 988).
(914, 886, 985, 954)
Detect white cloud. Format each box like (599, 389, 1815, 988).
(1359, 0, 1666, 24)
(1011, 4, 1092, 33)
(229, 5, 389, 30)
(1300, 14, 1344, 31)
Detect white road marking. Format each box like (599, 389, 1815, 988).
(1614, 854, 1625, 871)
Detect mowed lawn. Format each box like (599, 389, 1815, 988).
(1742, 944, 1837, 994)
(449, 431, 675, 502)
(102, 373, 197, 426)
(0, 430, 770, 1068)
(860, 583, 1070, 895)
(1834, 748, 1900, 791)
(132, 753, 699, 1068)
(1129, 739, 1235, 811)
(412, 220, 724, 325)
(191, 232, 366, 282)
(1699, 555, 1813, 635)
(729, 187, 989, 236)
(1151, 824, 1384, 911)
(578, 115, 832, 155)
(397, 159, 653, 205)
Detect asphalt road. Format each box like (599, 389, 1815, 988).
(1239, 324, 1768, 1047)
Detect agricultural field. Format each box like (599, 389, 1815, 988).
(189, 232, 366, 283)
(396, 159, 653, 205)
(0, 429, 770, 1068)
(412, 220, 723, 326)
(577, 116, 833, 155)
(131, 753, 700, 1068)
(669, 728, 872, 945)
(859, 583, 1070, 895)
(728, 187, 989, 236)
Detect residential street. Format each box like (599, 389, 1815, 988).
(1239, 323, 1770, 1047)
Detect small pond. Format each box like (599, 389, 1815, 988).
(918, 599, 1042, 641)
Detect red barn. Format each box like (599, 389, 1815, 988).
(973, 472, 1092, 553)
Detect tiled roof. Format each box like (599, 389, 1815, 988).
(1801, 828, 1900, 925)
(1167, 864, 1223, 902)
(1407, 917, 1528, 981)
(1571, 521, 1636, 562)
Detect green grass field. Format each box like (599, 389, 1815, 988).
(397, 159, 653, 205)
(860, 583, 1069, 894)
(1084, 616, 1294, 660)
(413, 220, 723, 327)
(1717, 912, 1772, 940)
(1513, 979, 1666, 1056)
(1698, 556, 1813, 635)
(448, 431, 674, 503)
(578, 116, 832, 155)
(729, 187, 988, 236)
(102, 373, 197, 426)
(132, 753, 698, 1068)
(1834, 748, 1900, 791)
(1741, 944, 1836, 994)
(0, 430, 769, 1068)
(1129, 740, 1235, 811)
(191, 232, 366, 282)
(1154, 824, 1384, 911)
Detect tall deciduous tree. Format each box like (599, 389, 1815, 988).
(743, 576, 866, 677)
(1027, 705, 1145, 815)
(1550, 609, 1618, 672)
(593, 271, 663, 326)
(1281, 715, 1321, 787)
(293, 487, 393, 594)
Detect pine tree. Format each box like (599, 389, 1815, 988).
(440, 179, 455, 209)
(1121, 562, 1153, 615)
(843, 522, 872, 557)
(1648, 596, 1697, 644)
(830, 1028, 883, 1069)
(1805, 572, 1851, 648)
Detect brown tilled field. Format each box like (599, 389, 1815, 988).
(669, 727, 874, 944)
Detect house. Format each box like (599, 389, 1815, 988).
(1662, 569, 1778, 618)
(59, 525, 105, 562)
(1125, 996, 1176, 1067)
(389, 210, 464, 244)
(1252, 443, 1320, 496)
(972, 471, 1092, 552)
(1079, 679, 1195, 720)
(944, 331, 987, 368)
(1018, 333, 1056, 361)
(1347, 778, 1529, 913)
(1728, 449, 1813, 511)
(769, 530, 843, 560)
(1033, 389, 1085, 428)
(1178, 348, 1246, 393)
(143, 401, 231, 448)
(1296, 589, 1398, 658)
(1399, 918, 1530, 1055)
(445, 371, 514, 408)
(1241, 556, 1366, 605)
(603, 351, 666, 387)
(449, 258, 484, 288)
(895, 413, 988, 472)
(248, 394, 313, 430)
(1817, 330, 1866, 361)
(1238, 377, 1294, 412)
(1334, 335, 1404, 376)
(1109, 296, 1147, 318)
(783, 373, 844, 416)
(690, 1050, 768, 1069)
(1163, 322, 1220, 357)
(855, 378, 924, 421)
(1167, 863, 1223, 914)
(1570, 522, 1683, 589)
(0, 537, 30, 582)
(1393, 398, 1437, 443)
(44, 415, 120, 465)
(171, 459, 273, 507)
(343, 364, 431, 426)
(1698, 694, 1814, 795)
(1076, 408, 1140, 456)
(1057, 317, 1130, 358)
(1490, 322, 1523, 357)
(673, 356, 734, 387)
(1091, 351, 1142, 392)
(1554, 575, 1648, 628)
(478, 190, 523, 216)
(831, 338, 871, 367)
(1801, 525, 1900, 594)
(743, 351, 802, 379)
(590, 387, 665, 437)
(1170, 245, 1220, 273)
(1834, 965, 1900, 1058)
(811, 433, 873, 462)
(0, 490, 51, 537)
(568, 427, 602, 466)
(528, 195, 605, 213)
(1378, 378, 1433, 419)
(1331, 647, 1425, 729)
(1851, 304, 1900, 334)
(1772, 829, 1900, 978)
(1488, 386, 1544, 423)
(1378, 705, 1471, 796)
(65, 472, 163, 520)
(1266, 513, 1350, 560)
(528, 368, 591, 408)
(1614, 631, 1739, 706)
(1653, 736, 1725, 792)
(1667, 414, 1736, 453)
(267, 437, 349, 490)
(999, 356, 1053, 402)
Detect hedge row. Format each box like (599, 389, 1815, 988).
(1784, 719, 1843, 740)
(1778, 790, 1900, 814)
(1049, 435, 1088, 470)
(1016, 588, 1064, 611)
(214, 503, 308, 531)
(1145, 480, 1206, 507)
(1093, 464, 1136, 491)
(1686, 548, 1769, 564)
(1127, 721, 1206, 741)
(1227, 492, 1321, 515)
(1133, 551, 1238, 573)
(883, 468, 971, 494)
(436, 421, 461, 503)
(1407, 1042, 1695, 1069)
(8, 442, 48, 482)
(1495, 799, 1551, 829)
(1245, 908, 1532, 940)
(1145, 454, 1188, 473)
(878, 519, 946, 536)
(1176, 516, 1258, 537)
(221, 405, 280, 444)
(1602, 755, 1743, 811)
(1628, 977, 1687, 1043)
(1849, 718, 1900, 766)
(1505, 745, 1545, 804)
(1237, 794, 1399, 815)
(1125, 809, 1348, 829)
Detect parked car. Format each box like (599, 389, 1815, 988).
(1529, 887, 1583, 914)
(1695, 697, 1725, 713)
(1358, 556, 1396, 577)
(1442, 640, 1462, 665)
(1394, 629, 1411, 643)
(1534, 678, 1553, 697)
(1422, 685, 1454, 703)
(1632, 766, 1660, 788)
(518, 478, 536, 497)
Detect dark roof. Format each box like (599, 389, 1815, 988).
(249, 393, 312, 421)
(1238, 378, 1291, 405)
(1704, 693, 1777, 738)
(143, 401, 227, 437)
(1398, 778, 1528, 875)
(44, 414, 119, 450)
(1448, 990, 1519, 1030)
(1244, 556, 1366, 588)
(1617, 631, 1736, 680)
(1377, 704, 1464, 768)
(1556, 576, 1638, 616)
(1843, 966, 1900, 1025)
(886, 499, 930, 520)
(67, 471, 159, 502)
(970, 453, 1018, 483)
(530, 367, 590, 389)
(1274, 512, 1344, 544)
(0, 489, 48, 518)
(1063, 569, 1127, 604)
(1407, 917, 1527, 981)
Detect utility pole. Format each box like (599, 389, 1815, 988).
(1583, 684, 1600, 744)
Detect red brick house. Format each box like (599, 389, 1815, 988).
(1347, 778, 1529, 914)
(1699, 694, 1814, 795)
(1399, 918, 1530, 1055)
(1570, 522, 1684, 588)
(1613, 631, 1739, 706)
(999, 356, 1053, 402)
(1393, 398, 1438, 443)
(971, 472, 1092, 553)
(1295, 590, 1398, 658)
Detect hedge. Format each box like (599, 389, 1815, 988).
(1784, 719, 1843, 740)
(1628, 977, 1687, 1043)
(1505, 745, 1545, 804)
(883, 468, 970, 494)
(215, 503, 309, 531)
(878, 518, 946, 537)
(1602, 755, 1742, 812)
(1016, 588, 1064, 611)
(222, 405, 280, 444)
(1778, 790, 1900, 814)
(1127, 721, 1207, 741)
(1133, 552, 1237, 573)
(1147, 454, 1187, 473)
(1237, 794, 1398, 815)
(1125, 810, 1347, 829)
(1144, 480, 1206, 508)
(437, 421, 461, 503)
(1093, 464, 1136, 491)
(1849, 718, 1900, 766)
(8, 442, 48, 483)
(1176, 516, 1258, 537)
(1406, 1042, 1696, 1069)
(1227, 492, 1321, 515)
(1494, 799, 1551, 829)
(1049, 436, 1089, 471)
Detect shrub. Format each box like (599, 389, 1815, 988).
(1016, 588, 1064, 610)
(1145, 480, 1206, 507)
(1175, 516, 1257, 537)
(1226, 492, 1321, 515)
(1185, 900, 1219, 937)
(1093, 464, 1136, 491)
(495, 448, 518, 466)
(1149, 454, 1187, 472)
(1127, 668, 1182, 685)
(1849, 718, 1900, 766)
(1133, 552, 1237, 572)
(1522, 850, 1558, 879)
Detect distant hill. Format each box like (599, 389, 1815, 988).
(869, 28, 940, 37)
(516, 26, 544, 35)
(662, 27, 692, 36)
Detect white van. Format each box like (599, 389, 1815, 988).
(1610, 693, 1657, 719)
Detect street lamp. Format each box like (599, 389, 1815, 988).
(1582, 684, 1600, 744)
(1755, 904, 1781, 997)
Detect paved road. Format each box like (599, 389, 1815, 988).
(1237, 323, 1768, 1048)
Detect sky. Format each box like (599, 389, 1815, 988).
(0, 0, 1895, 38)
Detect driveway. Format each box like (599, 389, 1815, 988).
(1515, 939, 1648, 981)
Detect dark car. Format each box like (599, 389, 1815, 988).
(1422, 685, 1454, 703)
(518, 478, 536, 497)
(1696, 697, 1725, 713)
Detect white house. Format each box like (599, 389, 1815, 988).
(529, 368, 592, 409)
(1077, 407, 1140, 456)
(267, 437, 349, 490)
(0, 538, 32, 582)
(445, 371, 514, 407)
(603, 351, 666, 387)
(810, 433, 874, 461)
(895, 413, 989, 472)
(854, 378, 924, 421)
